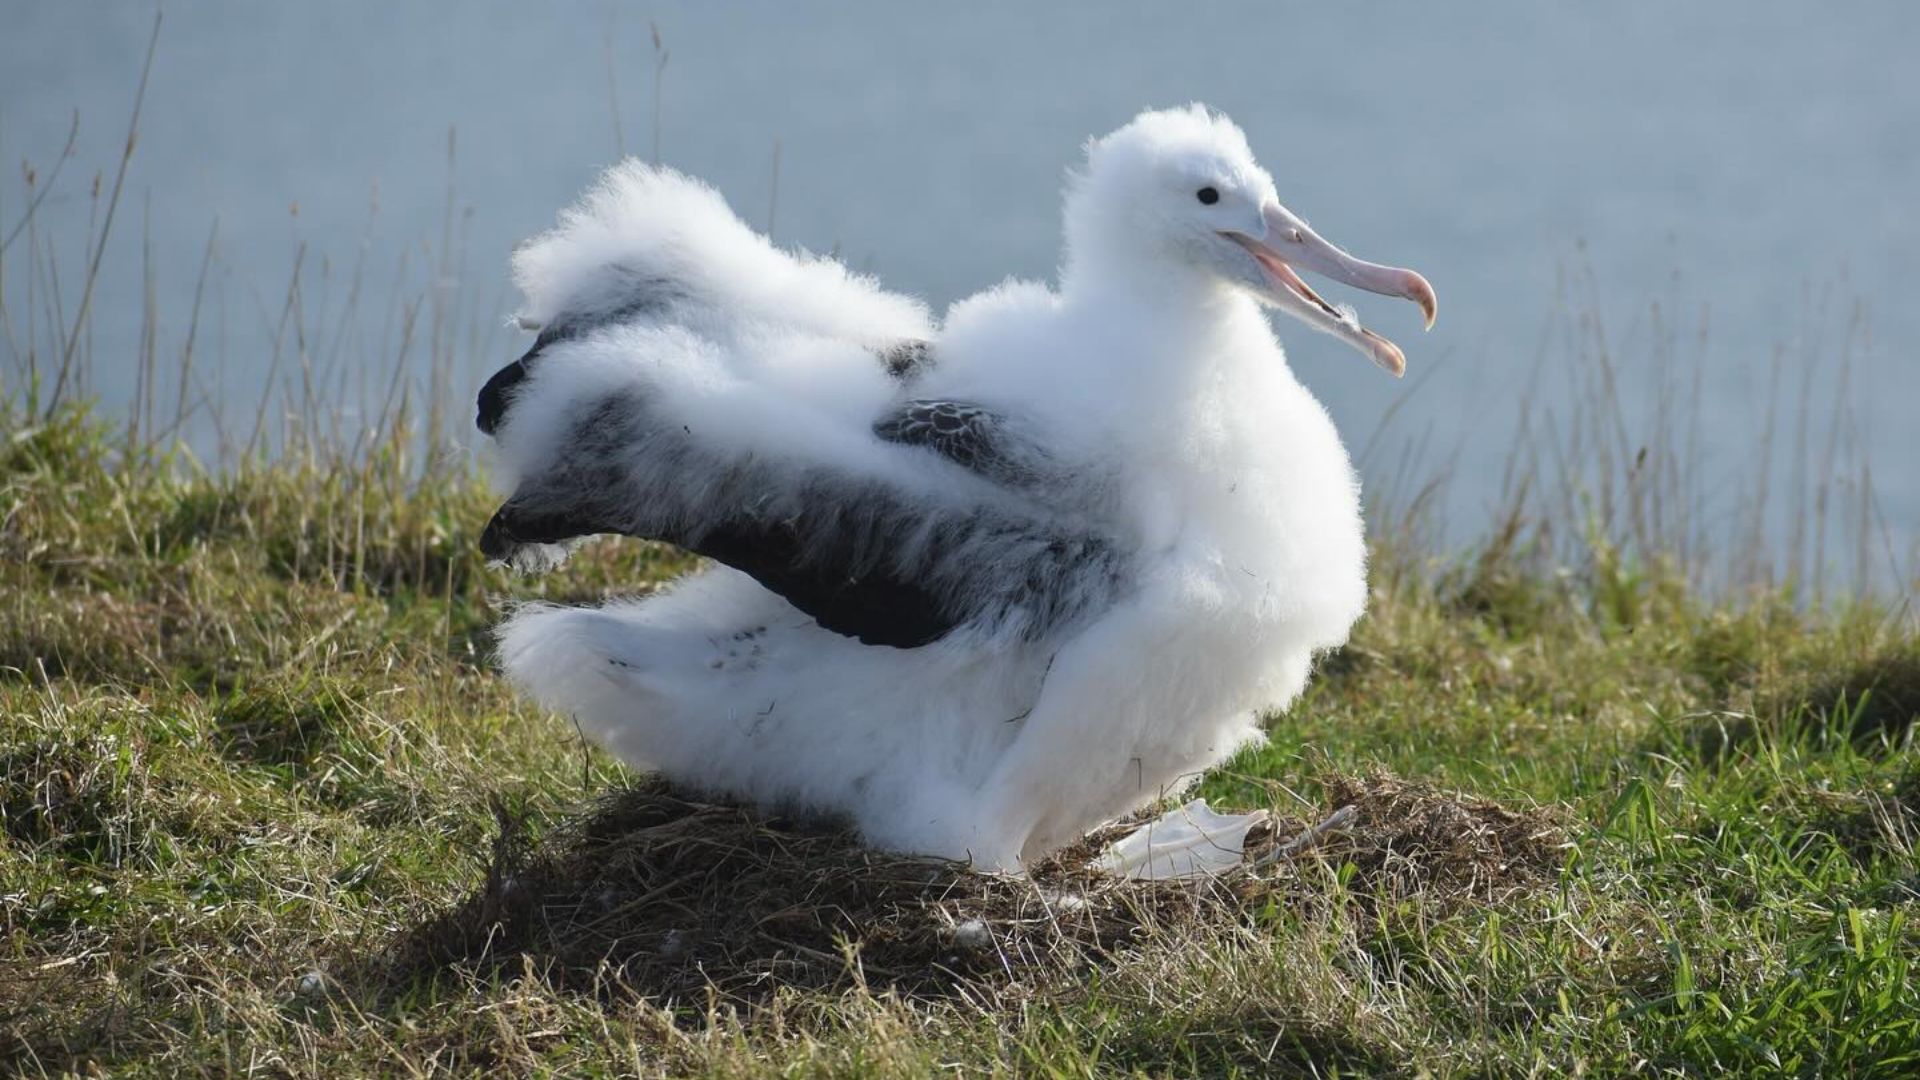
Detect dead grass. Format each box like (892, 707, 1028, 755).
(392, 771, 1568, 1020)
(1310, 772, 1569, 908)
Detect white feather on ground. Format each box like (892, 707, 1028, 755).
(479, 105, 1435, 872)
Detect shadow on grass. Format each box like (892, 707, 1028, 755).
(1805, 770, 1920, 877)
(1812, 654, 1920, 748)
(0, 734, 151, 866)
(1096, 1016, 1395, 1079)
(1677, 652, 1920, 765)
(384, 781, 1179, 1008)
(380, 770, 1569, 1047)
(212, 685, 353, 771)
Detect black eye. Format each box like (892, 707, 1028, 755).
(1196, 186, 1220, 205)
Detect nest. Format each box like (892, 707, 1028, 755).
(393, 771, 1568, 1009)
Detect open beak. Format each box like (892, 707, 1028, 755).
(1223, 202, 1436, 377)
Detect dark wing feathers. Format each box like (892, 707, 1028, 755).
(671, 512, 960, 648)
(476, 272, 685, 435)
(476, 327, 565, 435)
(480, 458, 1065, 649)
(482, 498, 957, 648)
(478, 338, 1110, 647)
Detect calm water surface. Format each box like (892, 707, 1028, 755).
(4, 2, 1915, 571)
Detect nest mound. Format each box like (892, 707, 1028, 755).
(1318, 772, 1569, 906)
(393, 771, 1567, 1007)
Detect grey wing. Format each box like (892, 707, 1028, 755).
(481, 387, 1124, 649)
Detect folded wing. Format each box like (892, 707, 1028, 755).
(482, 348, 1124, 648)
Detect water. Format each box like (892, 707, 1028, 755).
(4, 2, 1916, 577)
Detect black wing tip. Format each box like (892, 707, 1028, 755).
(475, 360, 526, 435)
(479, 506, 517, 561)
(481, 501, 602, 576)
(477, 326, 576, 436)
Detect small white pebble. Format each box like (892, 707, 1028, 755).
(296, 970, 325, 996)
(953, 919, 992, 950)
(1053, 893, 1088, 913)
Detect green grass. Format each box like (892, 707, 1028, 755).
(2, 402, 1915, 1078)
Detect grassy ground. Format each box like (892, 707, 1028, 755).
(3, 402, 1916, 1078)
(3, 21, 1915, 1069)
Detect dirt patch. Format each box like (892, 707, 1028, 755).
(390, 771, 1568, 1010)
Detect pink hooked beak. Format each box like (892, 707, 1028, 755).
(1223, 202, 1436, 376)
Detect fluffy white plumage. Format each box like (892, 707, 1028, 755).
(482, 105, 1434, 871)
